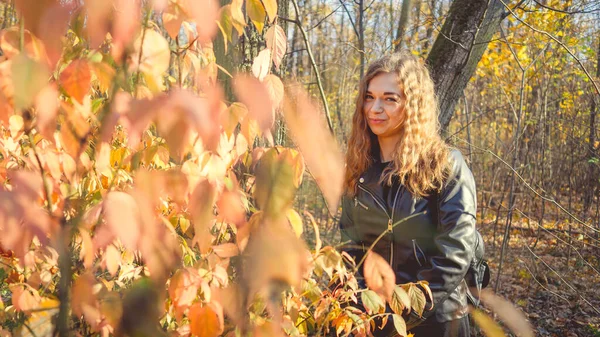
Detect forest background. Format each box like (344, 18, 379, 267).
(0, 0, 598, 336)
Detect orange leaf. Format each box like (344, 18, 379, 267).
(103, 191, 141, 250)
(104, 244, 121, 276)
(34, 84, 59, 140)
(363, 251, 396, 301)
(216, 190, 246, 226)
(184, 0, 219, 43)
(60, 59, 92, 104)
(233, 75, 274, 133)
(212, 243, 240, 258)
(10, 283, 41, 312)
(162, 4, 185, 39)
(0, 27, 47, 61)
(283, 86, 344, 214)
(189, 303, 223, 337)
(111, 0, 141, 60)
(168, 268, 200, 309)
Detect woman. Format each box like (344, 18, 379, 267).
(339, 52, 477, 337)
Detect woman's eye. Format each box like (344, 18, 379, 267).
(386, 98, 397, 102)
(365, 95, 373, 100)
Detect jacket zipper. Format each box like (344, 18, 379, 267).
(357, 184, 402, 266)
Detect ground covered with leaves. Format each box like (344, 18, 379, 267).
(479, 222, 600, 337)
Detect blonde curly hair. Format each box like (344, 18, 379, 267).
(344, 51, 450, 197)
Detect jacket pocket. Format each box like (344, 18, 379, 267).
(412, 239, 426, 267)
(354, 197, 369, 210)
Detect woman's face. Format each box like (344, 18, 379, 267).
(363, 72, 406, 140)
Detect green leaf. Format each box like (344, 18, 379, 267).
(11, 54, 49, 111)
(392, 314, 407, 337)
(254, 148, 304, 216)
(390, 285, 411, 315)
(403, 284, 426, 317)
(361, 290, 385, 315)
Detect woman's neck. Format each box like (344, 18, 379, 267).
(377, 135, 401, 162)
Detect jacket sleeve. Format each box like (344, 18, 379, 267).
(416, 150, 477, 308)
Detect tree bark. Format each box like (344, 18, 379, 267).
(426, 0, 507, 132)
(394, 0, 412, 52)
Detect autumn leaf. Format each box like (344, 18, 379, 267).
(34, 84, 59, 140)
(10, 283, 41, 312)
(262, 0, 277, 23)
(363, 251, 396, 301)
(265, 24, 286, 70)
(286, 209, 303, 237)
(246, 0, 266, 32)
(104, 244, 121, 276)
(168, 268, 200, 310)
(360, 289, 385, 315)
(233, 74, 275, 135)
(479, 289, 534, 337)
(189, 303, 223, 337)
(252, 49, 271, 81)
(263, 74, 284, 111)
(0, 27, 47, 61)
(103, 191, 141, 250)
(212, 243, 240, 258)
(392, 314, 408, 337)
(111, 0, 141, 60)
(471, 308, 506, 337)
(283, 85, 344, 215)
(11, 54, 50, 111)
(390, 285, 411, 316)
(216, 190, 246, 226)
(162, 2, 185, 39)
(59, 59, 92, 104)
(402, 284, 426, 317)
(254, 147, 305, 216)
(243, 219, 309, 298)
(129, 29, 170, 76)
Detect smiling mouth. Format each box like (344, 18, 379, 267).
(369, 118, 386, 123)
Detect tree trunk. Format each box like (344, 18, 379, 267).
(426, 0, 506, 132)
(584, 33, 599, 214)
(358, 0, 365, 78)
(394, 0, 412, 52)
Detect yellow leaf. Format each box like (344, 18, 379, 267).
(247, 0, 266, 32)
(471, 308, 506, 337)
(262, 0, 277, 23)
(286, 209, 303, 237)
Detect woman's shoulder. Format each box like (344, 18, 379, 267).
(444, 148, 475, 188)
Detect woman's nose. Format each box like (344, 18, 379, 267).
(372, 99, 384, 113)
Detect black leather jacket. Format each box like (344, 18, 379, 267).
(339, 150, 477, 322)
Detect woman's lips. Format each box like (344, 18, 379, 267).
(369, 118, 386, 124)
